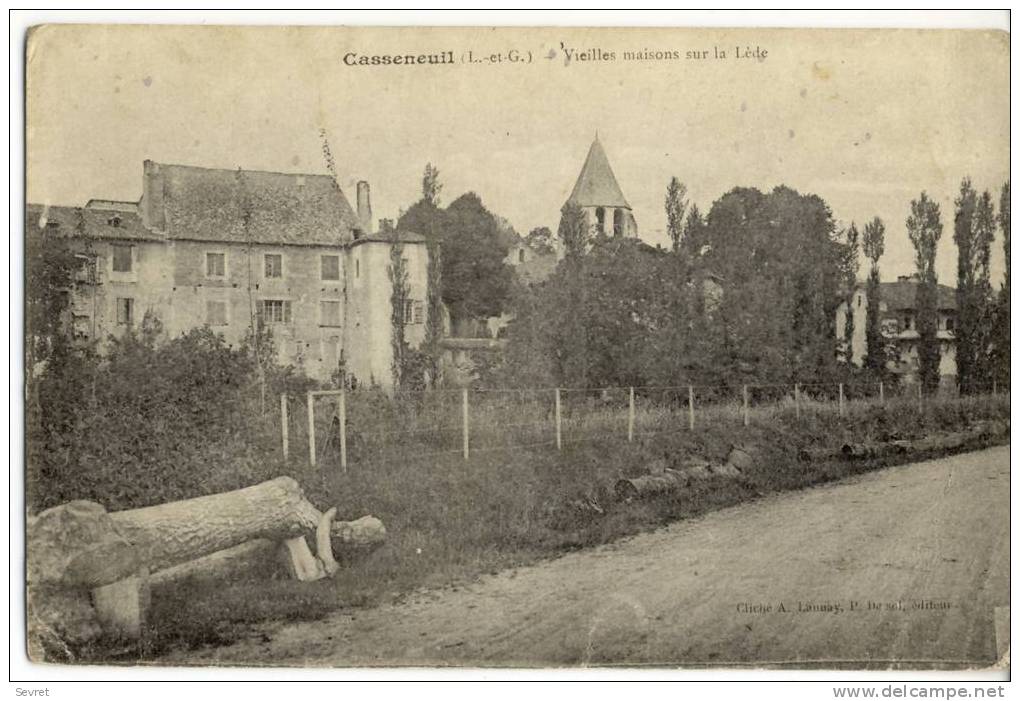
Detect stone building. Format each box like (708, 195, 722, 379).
(27, 160, 431, 388)
(564, 135, 638, 239)
(836, 274, 958, 386)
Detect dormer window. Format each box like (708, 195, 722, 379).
(44, 221, 60, 230)
(107, 215, 122, 227)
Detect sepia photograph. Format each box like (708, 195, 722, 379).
(18, 15, 1011, 679)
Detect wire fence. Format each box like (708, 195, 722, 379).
(262, 379, 1009, 473)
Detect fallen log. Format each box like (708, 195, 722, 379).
(615, 469, 686, 500)
(798, 446, 842, 462)
(108, 476, 382, 574)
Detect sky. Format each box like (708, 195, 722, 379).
(27, 24, 1009, 285)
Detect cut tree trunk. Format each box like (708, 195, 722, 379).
(108, 476, 384, 574)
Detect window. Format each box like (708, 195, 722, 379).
(321, 255, 340, 281)
(403, 299, 425, 325)
(518, 249, 525, 263)
(320, 300, 341, 327)
(206, 252, 226, 278)
(258, 299, 292, 324)
(206, 300, 228, 326)
(112, 244, 133, 273)
(945, 317, 955, 332)
(264, 254, 283, 279)
(116, 297, 134, 325)
(74, 254, 96, 284)
(595, 207, 606, 235)
(613, 208, 625, 237)
(107, 215, 121, 228)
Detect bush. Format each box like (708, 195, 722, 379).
(26, 317, 318, 512)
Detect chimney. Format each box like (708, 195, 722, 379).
(357, 181, 373, 235)
(140, 160, 166, 231)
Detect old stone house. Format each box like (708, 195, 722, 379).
(836, 274, 958, 386)
(27, 160, 431, 387)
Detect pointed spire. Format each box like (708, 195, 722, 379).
(566, 137, 630, 209)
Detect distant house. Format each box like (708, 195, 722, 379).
(836, 274, 958, 386)
(27, 160, 432, 387)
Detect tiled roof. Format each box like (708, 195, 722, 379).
(878, 279, 956, 311)
(566, 137, 631, 209)
(26, 203, 164, 242)
(154, 162, 361, 247)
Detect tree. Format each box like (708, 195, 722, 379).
(700, 186, 842, 385)
(679, 204, 708, 259)
(862, 216, 886, 373)
(398, 172, 515, 331)
(433, 192, 514, 325)
(953, 178, 979, 393)
(991, 182, 1010, 386)
(972, 190, 996, 389)
(665, 177, 689, 252)
(557, 202, 589, 260)
(422, 162, 442, 206)
(525, 226, 556, 255)
(907, 191, 943, 394)
(840, 222, 860, 365)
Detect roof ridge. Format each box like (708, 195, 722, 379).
(153, 160, 338, 181)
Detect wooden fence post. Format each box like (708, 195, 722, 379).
(338, 390, 348, 473)
(307, 392, 316, 467)
(879, 381, 884, 405)
(992, 380, 998, 396)
(742, 385, 749, 427)
(917, 383, 923, 412)
(555, 388, 562, 450)
(280, 394, 289, 462)
(687, 385, 695, 431)
(462, 388, 470, 460)
(794, 383, 800, 420)
(838, 383, 844, 417)
(628, 387, 635, 442)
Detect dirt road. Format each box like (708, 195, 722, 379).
(177, 446, 1010, 668)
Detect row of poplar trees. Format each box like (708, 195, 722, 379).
(839, 179, 1008, 396)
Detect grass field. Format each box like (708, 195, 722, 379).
(108, 389, 1011, 660)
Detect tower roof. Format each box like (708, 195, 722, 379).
(566, 136, 631, 209)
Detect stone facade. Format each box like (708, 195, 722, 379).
(28, 160, 431, 388)
(836, 275, 958, 386)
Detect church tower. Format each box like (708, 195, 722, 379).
(565, 134, 638, 239)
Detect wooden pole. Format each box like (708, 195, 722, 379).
(838, 383, 844, 417)
(687, 385, 695, 431)
(338, 390, 347, 473)
(742, 385, 749, 427)
(280, 394, 289, 462)
(992, 379, 997, 396)
(307, 392, 316, 467)
(879, 381, 884, 405)
(794, 383, 800, 420)
(462, 388, 470, 460)
(628, 387, 635, 442)
(555, 388, 562, 450)
(917, 382, 923, 412)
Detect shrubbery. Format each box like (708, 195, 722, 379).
(26, 314, 317, 512)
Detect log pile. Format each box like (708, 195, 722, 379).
(27, 477, 385, 654)
(615, 447, 752, 501)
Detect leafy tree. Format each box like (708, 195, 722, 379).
(991, 182, 1010, 386)
(680, 203, 708, 258)
(434, 192, 514, 324)
(701, 186, 842, 385)
(840, 222, 860, 364)
(525, 226, 556, 255)
(907, 191, 943, 394)
(422, 162, 442, 206)
(953, 178, 979, 393)
(398, 171, 515, 329)
(861, 216, 886, 373)
(665, 177, 689, 252)
(557, 202, 589, 260)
